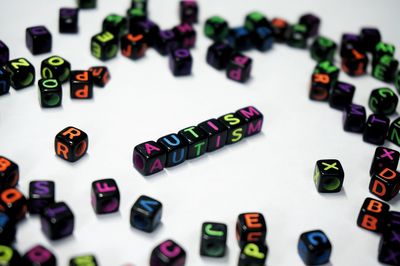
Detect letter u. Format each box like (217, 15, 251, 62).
(163, 135, 181, 146)
(171, 149, 185, 164)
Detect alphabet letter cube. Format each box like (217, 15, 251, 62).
(41, 202, 74, 240)
(4, 58, 35, 89)
(91, 178, 120, 214)
(70, 71, 93, 99)
(357, 197, 389, 232)
(313, 159, 344, 193)
(150, 240, 186, 266)
(133, 141, 167, 175)
(55, 126, 89, 162)
(26, 26, 52, 55)
(130, 195, 162, 233)
(298, 230, 331, 265)
(28, 180, 55, 214)
(200, 222, 227, 257)
(236, 212, 267, 248)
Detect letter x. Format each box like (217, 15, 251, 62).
(385, 250, 399, 264)
(322, 162, 338, 171)
(381, 148, 395, 160)
(391, 231, 400, 244)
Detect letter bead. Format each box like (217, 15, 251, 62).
(39, 79, 62, 108)
(360, 28, 381, 53)
(22, 245, 57, 266)
(357, 197, 389, 232)
(150, 239, 186, 266)
(341, 49, 368, 76)
(41, 202, 74, 240)
(370, 147, 400, 177)
(0, 40, 9, 65)
(0, 68, 10, 96)
(59, 8, 79, 34)
(363, 114, 390, 145)
(328, 81, 355, 110)
(378, 229, 400, 265)
(226, 53, 252, 83)
(130, 195, 162, 233)
(297, 230, 331, 265)
(103, 14, 127, 38)
(206, 41, 234, 70)
(70, 71, 94, 99)
(299, 13, 320, 37)
(0, 245, 22, 265)
(28, 180, 55, 214)
(4, 58, 35, 90)
(236, 212, 267, 248)
(198, 119, 228, 152)
(236, 106, 264, 137)
(180, 0, 198, 24)
(169, 48, 193, 76)
(89, 66, 111, 87)
(342, 104, 366, 133)
(178, 126, 208, 159)
(369, 88, 398, 115)
(0, 156, 19, 190)
(270, 17, 289, 43)
(369, 168, 400, 202)
(133, 141, 167, 175)
(388, 117, 400, 147)
(69, 255, 98, 266)
(121, 33, 148, 60)
(218, 113, 247, 144)
(314, 159, 345, 193)
(130, 20, 160, 47)
(227, 27, 252, 51)
(54, 126, 89, 162)
(91, 178, 120, 214)
(91, 31, 118, 61)
(77, 0, 96, 9)
(286, 24, 308, 49)
(238, 242, 268, 266)
(0, 213, 16, 245)
(172, 23, 196, 49)
(0, 188, 27, 222)
(200, 222, 227, 257)
(204, 16, 229, 41)
(310, 36, 337, 62)
(41, 55, 71, 83)
(26, 26, 52, 55)
(155, 30, 179, 56)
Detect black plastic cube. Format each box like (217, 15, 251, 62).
(363, 114, 390, 145)
(370, 147, 399, 177)
(178, 126, 208, 159)
(41, 55, 71, 83)
(0, 156, 19, 190)
(26, 26, 52, 55)
(298, 230, 331, 265)
(28, 180, 55, 214)
(55, 126, 89, 162)
(150, 240, 186, 266)
(39, 79, 62, 108)
(198, 118, 228, 152)
(238, 242, 268, 266)
(169, 48, 192, 76)
(236, 212, 266, 248)
(4, 58, 35, 90)
(0, 40, 9, 65)
(133, 141, 167, 175)
(388, 117, 400, 147)
(130, 195, 162, 233)
(329, 81, 355, 110)
(218, 113, 248, 144)
(226, 53, 252, 83)
(310, 36, 337, 62)
(0, 213, 16, 245)
(41, 202, 74, 240)
(91, 178, 120, 214)
(200, 222, 227, 257)
(91, 31, 119, 61)
(343, 104, 366, 133)
(22, 245, 57, 266)
(206, 42, 234, 70)
(204, 16, 229, 41)
(314, 159, 345, 193)
(59, 8, 79, 33)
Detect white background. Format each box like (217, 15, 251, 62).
(1, 0, 400, 265)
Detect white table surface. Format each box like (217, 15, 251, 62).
(1, 0, 400, 265)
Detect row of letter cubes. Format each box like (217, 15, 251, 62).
(357, 198, 400, 265)
(133, 106, 264, 176)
